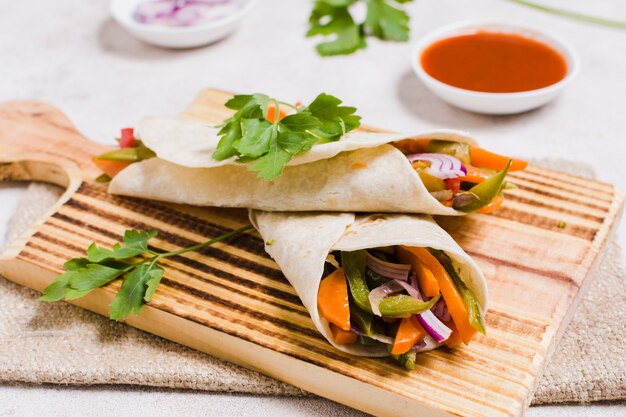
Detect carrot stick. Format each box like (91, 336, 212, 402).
(391, 315, 427, 355)
(459, 165, 492, 184)
(92, 157, 130, 178)
(317, 268, 351, 331)
(470, 147, 527, 172)
(396, 246, 440, 298)
(477, 195, 504, 214)
(330, 323, 358, 344)
(403, 247, 476, 344)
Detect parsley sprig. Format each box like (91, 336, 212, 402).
(213, 93, 361, 181)
(40, 225, 254, 321)
(307, 0, 413, 56)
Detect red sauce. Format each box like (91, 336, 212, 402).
(421, 32, 567, 93)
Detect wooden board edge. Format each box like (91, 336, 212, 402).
(522, 188, 625, 411)
(0, 259, 458, 417)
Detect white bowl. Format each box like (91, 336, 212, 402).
(411, 21, 579, 115)
(110, 0, 256, 49)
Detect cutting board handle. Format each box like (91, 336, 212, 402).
(0, 101, 107, 261)
(0, 100, 110, 177)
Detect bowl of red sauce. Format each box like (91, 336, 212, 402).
(412, 21, 579, 114)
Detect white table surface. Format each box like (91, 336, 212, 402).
(1, 0, 624, 416)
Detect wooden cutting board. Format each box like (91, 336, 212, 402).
(0, 89, 623, 417)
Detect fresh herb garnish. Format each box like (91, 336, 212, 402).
(40, 225, 254, 320)
(307, 0, 413, 56)
(213, 93, 361, 181)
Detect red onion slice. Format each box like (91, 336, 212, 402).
(417, 310, 452, 343)
(366, 252, 411, 281)
(411, 334, 440, 352)
(432, 297, 451, 322)
(368, 280, 409, 316)
(408, 273, 452, 343)
(134, 0, 236, 27)
(407, 153, 467, 180)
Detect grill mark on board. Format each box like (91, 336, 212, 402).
(62, 197, 269, 262)
(51, 211, 121, 241)
(78, 183, 257, 242)
(510, 174, 614, 206)
(161, 278, 322, 340)
(491, 207, 597, 241)
(161, 263, 307, 316)
(27, 232, 88, 258)
(162, 256, 301, 307)
(521, 167, 614, 195)
(466, 251, 579, 286)
(506, 181, 612, 212)
(53, 206, 282, 284)
(65, 193, 268, 258)
(503, 193, 606, 223)
(29, 227, 296, 306)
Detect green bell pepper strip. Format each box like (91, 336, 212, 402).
(379, 293, 440, 318)
(341, 251, 442, 318)
(426, 140, 471, 165)
(342, 251, 372, 313)
(95, 145, 156, 162)
(349, 302, 374, 336)
(388, 346, 417, 370)
(453, 160, 511, 212)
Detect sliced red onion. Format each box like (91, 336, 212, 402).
(394, 279, 420, 299)
(432, 297, 451, 322)
(350, 327, 394, 345)
(366, 252, 410, 281)
(134, 0, 236, 27)
(417, 310, 452, 343)
(408, 273, 452, 343)
(368, 280, 405, 316)
(407, 153, 467, 180)
(411, 334, 441, 352)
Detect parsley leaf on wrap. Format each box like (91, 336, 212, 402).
(212, 93, 361, 181)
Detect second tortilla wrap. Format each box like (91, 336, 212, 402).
(249, 210, 487, 357)
(109, 116, 480, 215)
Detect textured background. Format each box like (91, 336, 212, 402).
(1, 0, 625, 415)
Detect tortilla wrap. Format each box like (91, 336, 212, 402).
(249, 210, 488, 357)
(108, 117, 477, 215)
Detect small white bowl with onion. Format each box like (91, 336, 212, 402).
(110, 0, 256, 49)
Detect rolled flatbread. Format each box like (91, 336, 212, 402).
(249, 210, 488, 357)
(109, 117, 482, 215)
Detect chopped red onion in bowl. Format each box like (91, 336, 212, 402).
(134, 0, 238, 27)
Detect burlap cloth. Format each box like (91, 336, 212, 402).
(0, 160, 624, 405)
